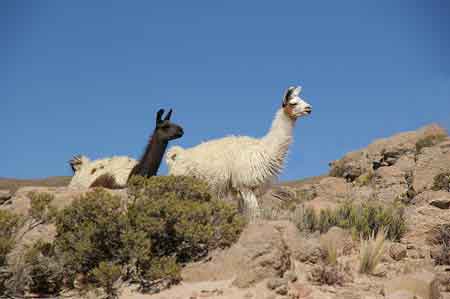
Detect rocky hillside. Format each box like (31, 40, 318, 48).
(0, 176, 70, 193)
(1, 124, 450, 299)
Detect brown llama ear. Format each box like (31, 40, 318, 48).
(156, 109, 165, 124)
(164, 109, 173, 121)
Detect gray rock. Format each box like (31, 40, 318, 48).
(267, 278, 286, 290)
(231, 222, 292, 288)
(0, 189, 12, 204)
(275, 284, 288, 295)
(384, 270, 440, 299)
(429, 198, 450, 209)
(389, 243, 407, 261)
(414, 146, 450, 193)
(283, 270, 297, 282)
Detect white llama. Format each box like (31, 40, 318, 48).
(165, 86, 312, 220)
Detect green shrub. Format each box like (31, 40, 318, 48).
(415, 134, 447, 153)
(295, 201, 406, 241)
(138, 257, 180, 293)
(24, 240, 64, 295)
(28, 191, 57, 226)
(54, 189, 125, 279)
(127, 175, 212, 202)
(432, 172, 450, 192)
(318, 209, 338, 234)
(51, 176, 244, 293)
(90, 262, 122, 299)
(354, 171, 374, 187)
(0, 210, 23, 267)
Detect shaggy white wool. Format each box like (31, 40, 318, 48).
(68, 156, 137, 189)
(166, 109, 296, 211)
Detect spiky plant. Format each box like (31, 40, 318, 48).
(359, 229, 386, 274)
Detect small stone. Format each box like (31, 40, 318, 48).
(244, 292, 253, 298)
(390, 243, 407, 261)
(430, 198, 450, 209)
(275, 285, 288, 295)
(290, 282, 312, 298)
(283, 270, 298, 282)
(334, 291, 362, 299)
(372, 264, 388, 277)
(267, 278, 286, 290)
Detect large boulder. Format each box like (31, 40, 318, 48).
(373, 166, 408, 202)
(413, 145, 450, 193)
(383, 270, 440, 299)
(329, 124, 448, 183)
(182, 221, 295, 288)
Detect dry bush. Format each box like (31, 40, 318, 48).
(308, 264, 345, 286)
(428, 224, 450, 265)
(359, 230, 386, 274)
(415, 133, 447, 153)
(320, 235, 338, 265)
(432, 172, 450, 192)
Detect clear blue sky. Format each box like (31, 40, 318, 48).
(1, 0, 449, 181)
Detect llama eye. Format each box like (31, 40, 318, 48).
(289, 102, 297, 106)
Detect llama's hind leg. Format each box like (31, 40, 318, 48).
(239, 190, 260, 223)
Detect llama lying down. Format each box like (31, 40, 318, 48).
(68, 109, 184, 189)
(166, 86, 312, 221)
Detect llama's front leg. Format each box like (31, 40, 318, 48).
(239, 190, 260, 223)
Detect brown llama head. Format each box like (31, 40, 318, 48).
(154, 109, 184, 142)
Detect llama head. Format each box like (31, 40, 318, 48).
(154, 109, 184, 142)
(69, 155, 90, 173)
(282, 86, 312, 119)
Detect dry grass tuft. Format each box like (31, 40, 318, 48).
(359, 229, 386, 274)
(320, 235, 338, 265)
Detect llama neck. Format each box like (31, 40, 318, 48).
(138, 134, 168, 177)
(262, 109, 295, 158)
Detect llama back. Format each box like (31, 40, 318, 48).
(166, 136, 269, 196)
(69, 156, 137, 189)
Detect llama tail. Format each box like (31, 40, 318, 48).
(69, 155, 90, 173)
(165, 146, 184, 166)
(89, 173, 125, 189)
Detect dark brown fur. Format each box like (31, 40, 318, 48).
(90, 173, 123, 189)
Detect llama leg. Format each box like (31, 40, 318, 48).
(239, 190, 260, 223)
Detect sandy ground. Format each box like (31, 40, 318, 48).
(119, 279, 273, 299)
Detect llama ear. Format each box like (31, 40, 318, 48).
(282, 87, 295, 107)
(282, 86, 302, 106)
(164, 109, 173, 121)
(292, 86, 302, 96)
(156, 109, 165, 123)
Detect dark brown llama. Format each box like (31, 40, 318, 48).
(128, 108, 183, 180)
(89, 109, 183, 189)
